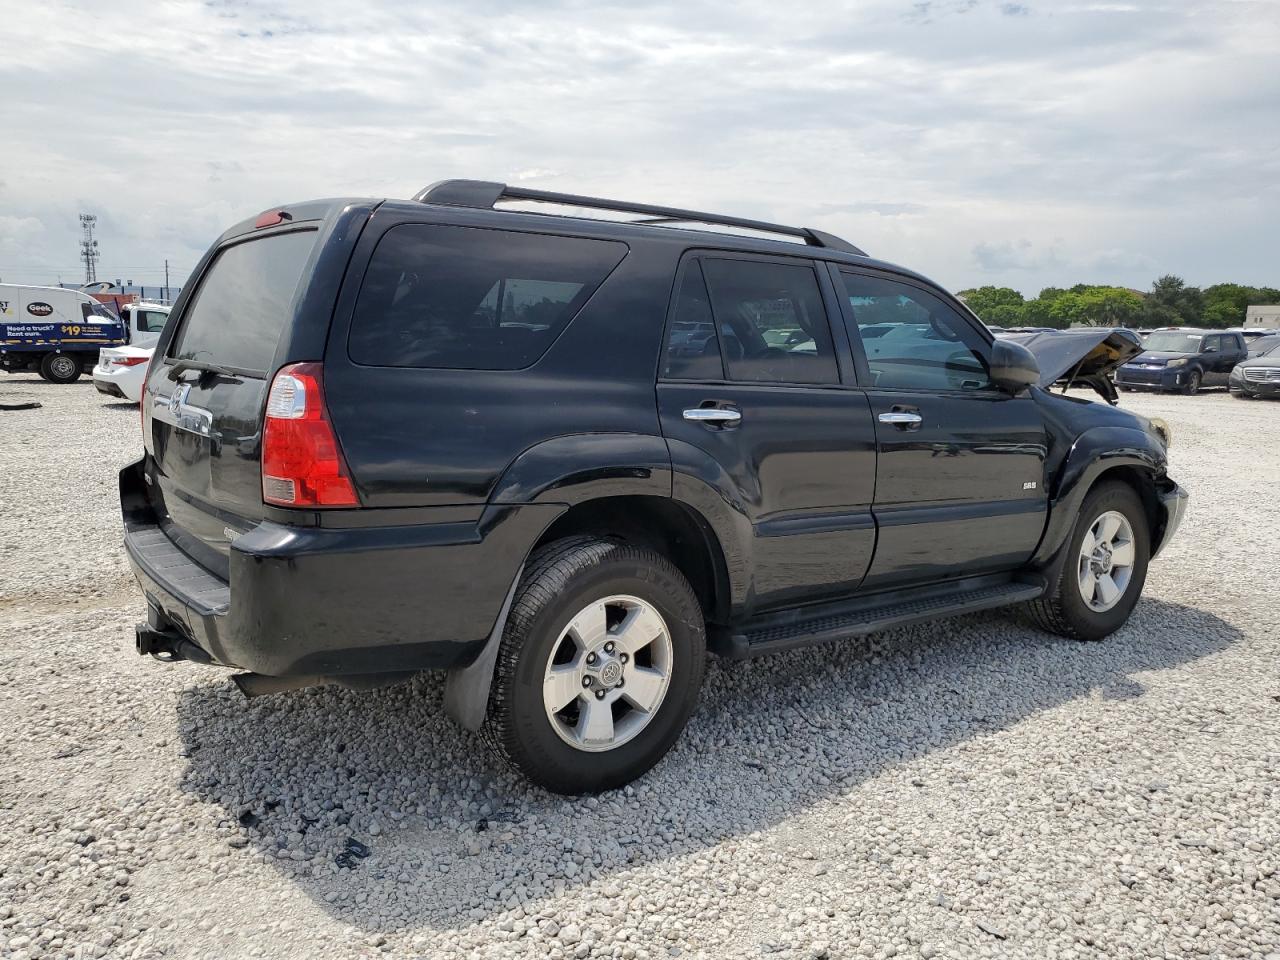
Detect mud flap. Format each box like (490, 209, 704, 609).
(442, 565, 524, 731)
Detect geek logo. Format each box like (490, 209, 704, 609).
(26, 302, 54, 317)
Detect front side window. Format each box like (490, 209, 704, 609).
(349, 224, 627, 370)
(840, 272, 990, 391)
(698, 258, 838, 385)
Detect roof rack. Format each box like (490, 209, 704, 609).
(412, 179, 867, 256)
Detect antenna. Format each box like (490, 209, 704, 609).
(79, 214, 99, 284)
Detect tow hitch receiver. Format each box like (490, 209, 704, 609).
(135, 623, 212, 664)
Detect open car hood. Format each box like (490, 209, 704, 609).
(1001, 328, 1144, 404)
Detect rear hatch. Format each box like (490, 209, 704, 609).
(144, 227, 320, 577)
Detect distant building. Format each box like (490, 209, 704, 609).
(1244, 304, 1280, 329)
(58, 281, 181, 304)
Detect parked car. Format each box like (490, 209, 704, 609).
(1113, 329, 1247, 394)
(1229, 336, 1280, 399)
(0, 283, 125, 382)
(122, 181, 1186, 793)
(1245, 334, 1280, 358)
(93, 346, 153, 402)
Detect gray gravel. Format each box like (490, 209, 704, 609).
(1, 371, 1277, 960)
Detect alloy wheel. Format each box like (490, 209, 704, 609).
(1077, 510, 1137, 613)
(542, 595, 674, 752)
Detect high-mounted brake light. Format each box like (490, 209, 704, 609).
(254, 209, 293, 229)
(261, 362, 359, 508)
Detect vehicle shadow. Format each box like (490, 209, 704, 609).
(174, 597, 1237, 934)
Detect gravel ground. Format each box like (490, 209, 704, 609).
(1, 372, 1277, 960)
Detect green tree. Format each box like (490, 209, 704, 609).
(1144, 275, 1204, 327)
(956, 286, 1025, 327)
(1019, 298, 1064, 329)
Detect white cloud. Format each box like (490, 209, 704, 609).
(0, 0, 1276, 297)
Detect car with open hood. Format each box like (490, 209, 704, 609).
(1114, 328, 1247, 394)
(121, 179, 1187, 793)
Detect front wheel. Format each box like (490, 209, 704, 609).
(1028, 481, 1150, 641)
(1181, 369, 1202, 395)
(483, 537, 706, 794)
(40, 353, 82, 384)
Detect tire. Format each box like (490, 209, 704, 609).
(40, 353, 82, 384)
(483, 536, 706, 794)
(1028, 481, 1150, 642)
(1181, 368, 1202, 395)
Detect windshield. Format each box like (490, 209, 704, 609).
(1143, 331, 1202, 352)
(87, 300, 118, 320)
(1248, 336, 1280, 357)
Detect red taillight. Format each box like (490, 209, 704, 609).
(116, 356, 149, 367)
(261, 362, 359, 508)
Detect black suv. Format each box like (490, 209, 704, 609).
(1115, 328, 1248, 394)
(122, 180, 1187, 793)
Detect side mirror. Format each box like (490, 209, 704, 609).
(990, 339, 1040, 394)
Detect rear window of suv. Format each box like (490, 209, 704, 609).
(348, 224, 627, 370)
(168, 229, 317, 375)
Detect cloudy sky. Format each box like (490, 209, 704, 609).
(1, 0, 1277, 296)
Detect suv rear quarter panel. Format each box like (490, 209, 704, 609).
(322, 203, 680, 509)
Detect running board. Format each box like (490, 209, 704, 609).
(716, 577, 1044, 660)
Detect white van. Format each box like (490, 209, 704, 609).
(0, 283, 126, 382)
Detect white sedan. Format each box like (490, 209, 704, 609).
(93, 346, 153, 403)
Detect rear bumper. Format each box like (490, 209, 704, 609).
(94, 378, 128, 399)
(120, 459, 560, 677)
(1153, 480, 1188, 559)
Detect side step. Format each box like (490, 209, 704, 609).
(717, 577, 1044, 660)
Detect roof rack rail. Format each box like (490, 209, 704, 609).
(412, 179, 867, 256)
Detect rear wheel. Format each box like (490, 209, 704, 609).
(483, 537, 706, 794)
(1181, 368, 1202, 395)
(40, 353, 81, 384)
(1028, 481, 1150, 641)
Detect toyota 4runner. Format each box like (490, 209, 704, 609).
(122, 180, 1187, 793)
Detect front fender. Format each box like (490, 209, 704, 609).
(1032, 424, 1167, 567)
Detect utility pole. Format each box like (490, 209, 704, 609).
(164, 259, 170, 301)
(79, 214, 99, 284)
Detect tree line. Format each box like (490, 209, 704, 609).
(957, 276, 1280, 329)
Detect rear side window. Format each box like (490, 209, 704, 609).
(349, 224, 627, 370)
(662, 262, 723, 380)
(169, 229, 317, 374)
(698, 258, 839, 385)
